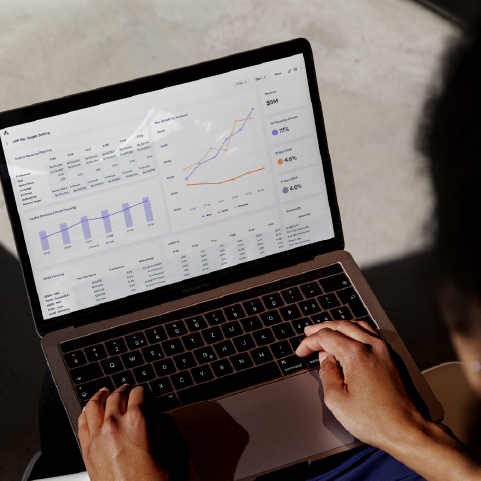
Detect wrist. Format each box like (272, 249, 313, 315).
(383, 418, 481, 481)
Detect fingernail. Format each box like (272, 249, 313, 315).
(318, 351, 328, 363)
(82, 406, 86, 412)
(99, 387, 109, 392)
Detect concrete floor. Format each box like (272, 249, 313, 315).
(0, 0, 457, 478)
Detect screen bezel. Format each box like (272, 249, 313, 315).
(0, 38, 344, 337)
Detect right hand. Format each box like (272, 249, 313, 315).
(295, 320, 428, 450)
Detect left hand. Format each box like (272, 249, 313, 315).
(78, 384, 171, 481)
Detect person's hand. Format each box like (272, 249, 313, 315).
(295, 320, 428, 451)
(78, 384, 170, 481)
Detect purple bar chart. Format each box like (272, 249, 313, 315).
(40, 231, 49, 251)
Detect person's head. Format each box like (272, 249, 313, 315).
(421, 18, 481, 393)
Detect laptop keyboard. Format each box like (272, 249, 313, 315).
(61, 263, 372, 412)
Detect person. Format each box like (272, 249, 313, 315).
(36, 15, 481, 481)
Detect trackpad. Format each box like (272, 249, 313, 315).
(174, 371, 354, 481)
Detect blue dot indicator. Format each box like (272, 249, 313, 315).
(272, 129, 278, 136)
(282, 187, 289, 194)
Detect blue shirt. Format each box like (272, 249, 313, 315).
(306, 446, 425, 481)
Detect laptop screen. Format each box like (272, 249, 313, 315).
(1, 50, 335, 323)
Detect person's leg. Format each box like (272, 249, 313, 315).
(37, 367, 85, 477)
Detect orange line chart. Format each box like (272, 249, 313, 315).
(186, 168, 265, 186)
(183, 108, 254, 181)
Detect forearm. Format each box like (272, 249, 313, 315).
(383, 420, 481, 481)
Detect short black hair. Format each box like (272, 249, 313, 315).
(420, 18, 481, 316)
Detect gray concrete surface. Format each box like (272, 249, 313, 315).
(0, 0, 457, 479)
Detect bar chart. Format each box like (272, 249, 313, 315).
(39, 197, 155, 250)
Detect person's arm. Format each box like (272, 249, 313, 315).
(296, 320, 481, 481)
(78, 384, 170, 481)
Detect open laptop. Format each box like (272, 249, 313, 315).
(0, 39, 442, 480)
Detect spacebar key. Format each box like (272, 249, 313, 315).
(177, 362, 281, 405)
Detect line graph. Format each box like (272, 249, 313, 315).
(39, 198, 153, 250)
(186, 168, 265, 186)
(183, 108, 254, 181)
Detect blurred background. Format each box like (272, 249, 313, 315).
(0, 0, 475, 478)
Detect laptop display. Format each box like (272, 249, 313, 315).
(0, 52, 334, 323)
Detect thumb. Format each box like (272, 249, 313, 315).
(318, 352, 344, 396)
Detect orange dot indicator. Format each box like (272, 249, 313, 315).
(234, 206, 237, 209)
(218, 211, 220, 213)
(277, 158, 283, 165)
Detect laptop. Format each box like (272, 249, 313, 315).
(0, 39, 442, 480)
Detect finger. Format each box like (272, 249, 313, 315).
(296, 327, 367, 363)
(318, 352, 345, 397)
(304, 320, 379, 345)
(126, 385, 147, 410)
(84, 387, 110, 433)
(104, 383, 132, 419)
(352, 319, 380, 337)
(78, 410, 90, 449)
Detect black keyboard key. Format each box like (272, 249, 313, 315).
(317, 293, 341, 310)
(231, 352, 254, 371)
(76, 377, 115, 402)
(171, 371, 194, 390)
(212, 359, 234, 377)
(177, 363, 282, 405)
(298, 299, 321, 316)
(145, 326, 167, 344)
(300, 282, 323, 298)
(311, 312, 333, 323)
(221, 321, 244, 339)
(252, 328, 275, 346)
(202, 326, 224, 344)
(278, 355, 305, 375)
(165, 321, 187, 338)
(185, 316, 207, 332)
(251, 346, 274, 365)
(260, 310, 282, 327)
(121, 350, 144, 368)
(281, 287, 303, 303)
(262, 293, 284, 309)
(156, 393, 180, 412)
(213, 340, 235, 358)
(85, 345, 107, 362)
(233, 334, 255, 352)
(173, 352, 197, 371)
(125, 333, 147, 350)
(289, 335, 305, 351)
(279, 304, 302, 321)
(105, 339, 128, 356)
(205, 310, 226, 326)
(153, 358, 176, 376)
(272, 323, 296, 340)
(191, 365, 214, 384)
(224, 304, 246, 320)
(161, 338, 185, 356)
(304, 353, 320, 368)
(70, 363, 103, 384)
(271, 341, 293, 359)
(150, 377, 173, 396)
(241, 316, 263, 332)
(330, 306, 354, 321)
(101, 356, 124, 375)
(133, 364, 156, 383)
(319, 274, 351, 293)
(329, 263, 343, 274)
(291, 318, 313, 335)
(64, 350, 87, 368)
(141, 344, 164, 362)
(182, 332, 205, 350)
(337, 288, 368, 318)
(193, 346, 217, 364)
(242, 299, 265, 316)
(112, 370, 135, 388)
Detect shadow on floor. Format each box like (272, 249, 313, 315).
(0, 245, 457, 479)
